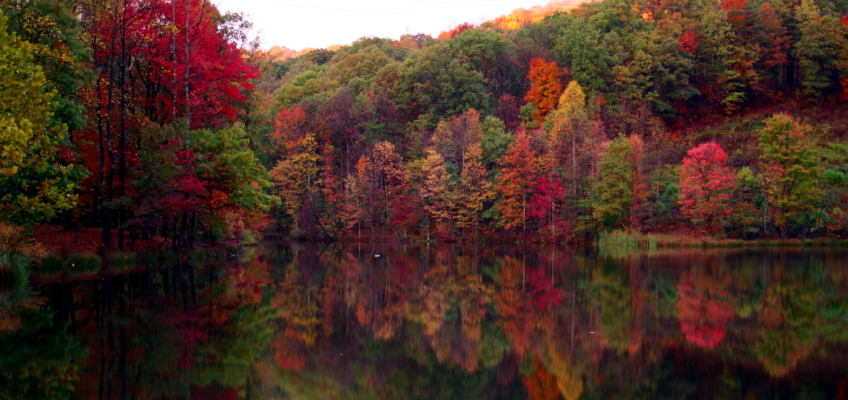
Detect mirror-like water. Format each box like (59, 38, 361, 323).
(2, 244, 847, 399)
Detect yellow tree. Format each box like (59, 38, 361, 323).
(546, 341, 583, 400)
(457, 144, 492, 236)
(548, 81, 587, 195)
(421, 148, 455, 240)
(0, 9, 76, 223)
(340, 173, 364, 239)
(271, 134, 321, 234)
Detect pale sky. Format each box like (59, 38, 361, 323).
(217, 0, 548, 50)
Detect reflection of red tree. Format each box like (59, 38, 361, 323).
(495, 257, 534, 356)
(677, 271, 734, 349)
(272, 331, 306, 372)
(529, 267, 563, 311)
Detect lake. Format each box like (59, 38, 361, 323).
(2, 243, 847, 399)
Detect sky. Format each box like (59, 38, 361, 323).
(217, 0, 548, 50)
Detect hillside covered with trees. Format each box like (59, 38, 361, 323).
(2, 0, 848, 252)
(257, 0, 848, 242)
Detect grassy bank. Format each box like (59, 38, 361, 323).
(596, 230, 848, 251)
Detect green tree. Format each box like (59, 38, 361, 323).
(794, 0, 848, 98)
(0, 0, 90, 131)
(192, 125, 279, 217)
(552, 17, 614, 94)
(697, 11, 745, 113)
(592, 136, 643, 230)
(759, 114, 822, 238)
(273, 69, 336, 110)
(480, 116, 514, 169)
(327, 49, 394, 85)
(626, 15, 698, 117)
(0, 9, 77, 224)
(448, 28, 522, 100)
(399, 42, 489, 120)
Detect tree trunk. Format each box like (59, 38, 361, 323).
(118, 4, 128, 251)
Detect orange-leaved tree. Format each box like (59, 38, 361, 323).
(524, 58, 563, 125)
(495, 129, 539, 235)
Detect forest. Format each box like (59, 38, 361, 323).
(2, 0, 848, 255)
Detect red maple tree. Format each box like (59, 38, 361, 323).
(678, 142, 735, 234)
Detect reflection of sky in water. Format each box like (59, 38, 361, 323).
(2, 244, 848, 399)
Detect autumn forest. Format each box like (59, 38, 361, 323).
(2, 0, 848, 252)
(3, 0, 848, 398)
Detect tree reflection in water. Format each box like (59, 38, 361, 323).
(1, 245, 847, 399)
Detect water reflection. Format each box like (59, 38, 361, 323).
(2, 244, 847, 399)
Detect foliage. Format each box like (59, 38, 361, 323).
(495, 130, 539, 234)
(0, 308, 85, 399)
(10, 0, 848, 246)
(677, 271, 734, 349)
(759, 114, 822, 238)
(0, 9, 77, 225)
(592, 136, 642, 231)
(677, 142, 735, 234)
(524, 58, 562, 124)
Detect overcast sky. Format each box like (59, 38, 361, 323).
(217, 0, 547, 50)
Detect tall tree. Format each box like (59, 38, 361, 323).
(548, 81, 587, 196)
(495, 130, 539, 235)
(457, 144, 492, 236)
(432, 108, 483, 167)
(794, 0, 848, 98)
(697, 11, 745, 113)
(592, 136, 642, 230)
(759, 113, 821, 238)
(755, 2, 790, 91)
(271, 134, 321, 236)
(421, 148, 455, 240)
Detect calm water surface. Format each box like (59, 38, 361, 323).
(2, 243, 848, 399)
